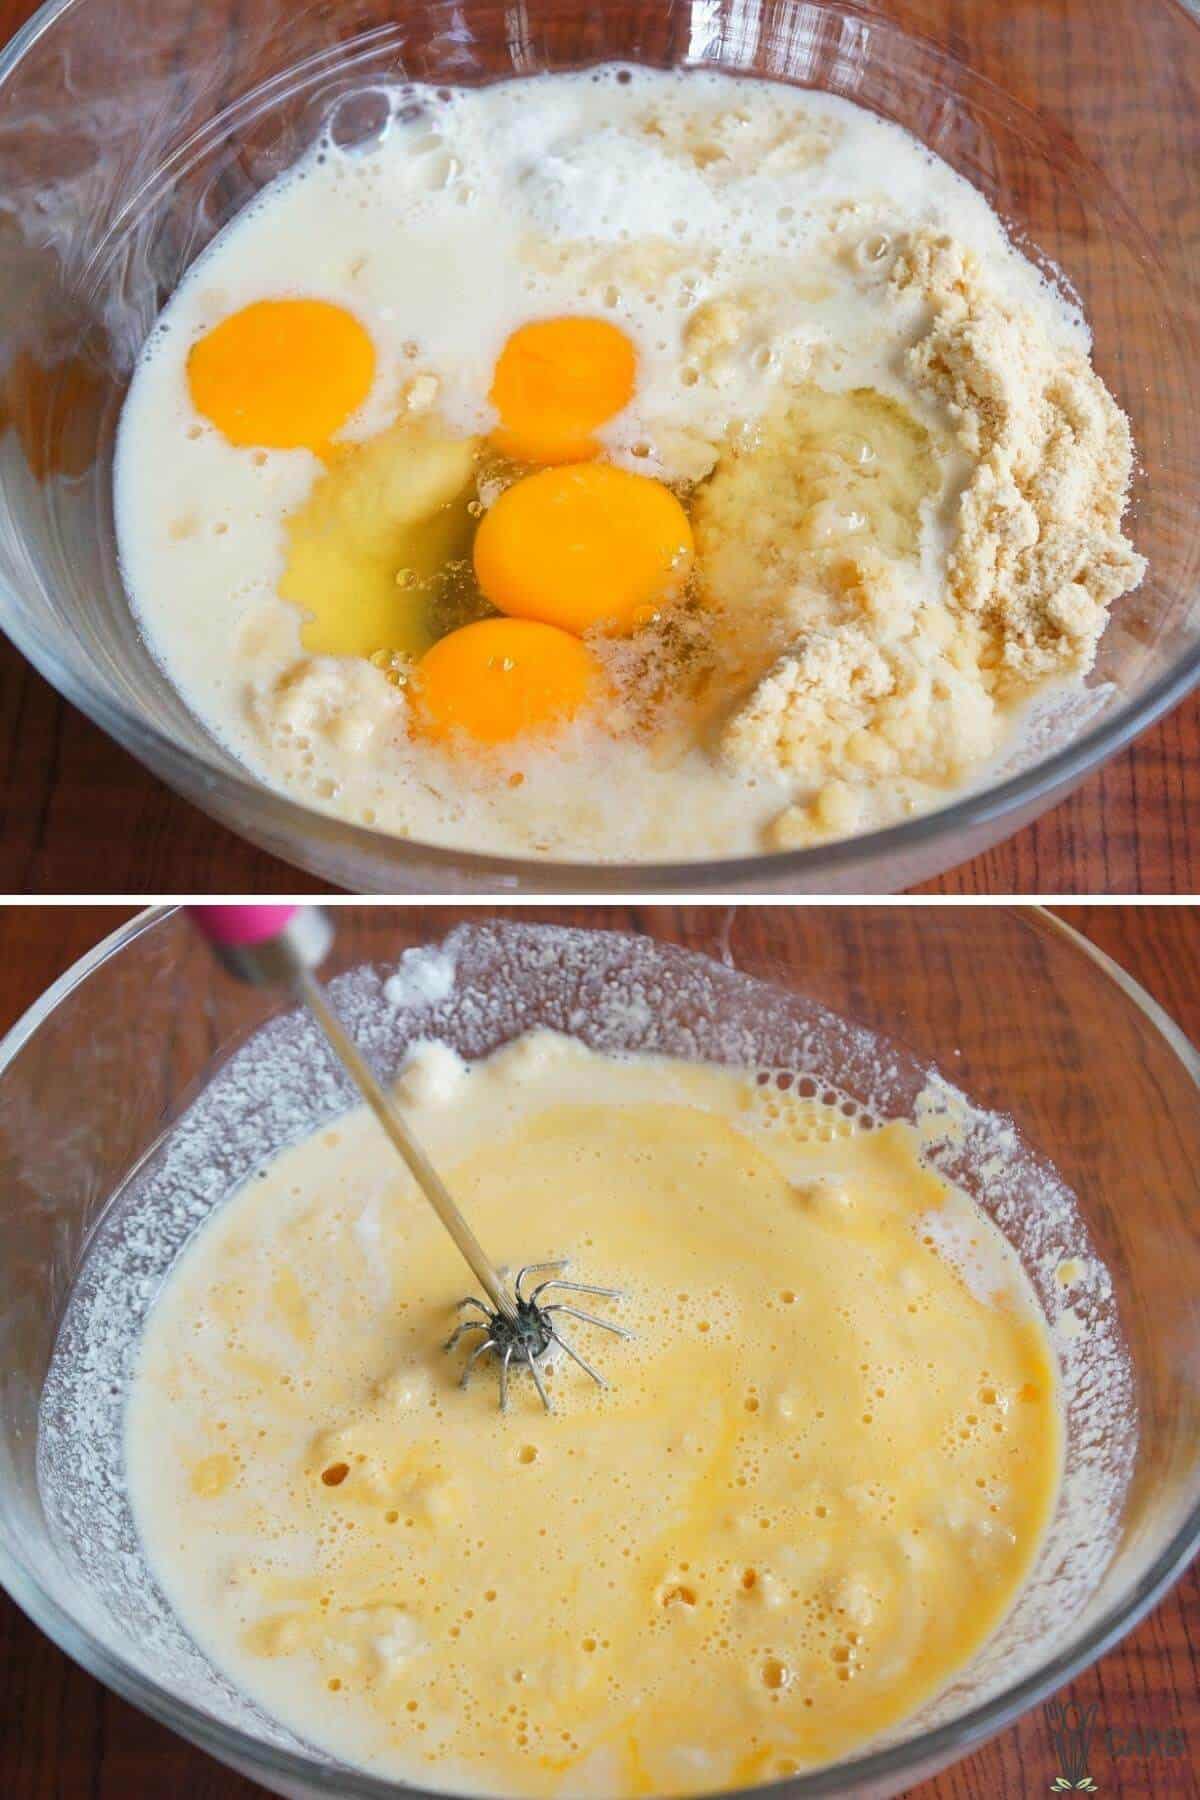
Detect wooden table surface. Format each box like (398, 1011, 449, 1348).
(2, 0, 1198, 897)
(5, 643, 1200, 894)
(0, 901, 1197, 1798)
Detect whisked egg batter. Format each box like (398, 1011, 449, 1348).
(114, 64, 1144, 861)
(126, 1032, 1061, 1795)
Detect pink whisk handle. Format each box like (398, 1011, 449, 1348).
(190, 904, 301, 947)
(188, 904, 334, 985)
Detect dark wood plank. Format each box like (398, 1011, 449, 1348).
(5, 631, 1200, 893)
(0, 903, 1196, 1795)
(0, 650, 329, 894)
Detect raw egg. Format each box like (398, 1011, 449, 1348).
(473, 463, 694, 637)
(489, 316, 636, 464)
(278, 416, 480, 660)
(413, 617, 598, 746)
(187, 299, 375, 452)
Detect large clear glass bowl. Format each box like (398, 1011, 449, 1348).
(0, 0, 1196, 893)
(0, 905, 1198, 1797)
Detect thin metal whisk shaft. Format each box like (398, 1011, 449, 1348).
(293, 968, 516, 1323)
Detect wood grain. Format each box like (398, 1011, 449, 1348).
(0, 0, 1198, 896)
(0, 902, 1197, 1797)
(5, 636, 1200, 893)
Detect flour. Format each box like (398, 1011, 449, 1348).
(713, 227, 1144, 830)
(893, 230, 1146, 687)
(383, 944, 458, 1011)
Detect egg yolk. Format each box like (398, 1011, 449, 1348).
(488, 316, 636, 464)
(413, 617, 598, 747)
(473, 464, 694, 638)
(187, 299, 375, 452)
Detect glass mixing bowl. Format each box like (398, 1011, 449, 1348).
(0, 0, 1197, 892)
(1, 905, 1198, 1798)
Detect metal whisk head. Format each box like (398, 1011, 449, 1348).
(444, 1261, 631, 1411)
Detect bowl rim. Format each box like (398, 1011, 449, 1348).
(1, 902, 1199, 1796)
(1, 0, 1198, 890)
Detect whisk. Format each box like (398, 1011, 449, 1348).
(189, 905, 628, 1411)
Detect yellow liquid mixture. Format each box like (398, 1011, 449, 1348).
(126, 1034, 1061, 1796)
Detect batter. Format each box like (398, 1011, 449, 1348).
(126, 1033, 1061, 1795)
(114, 65, 1144, 861)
